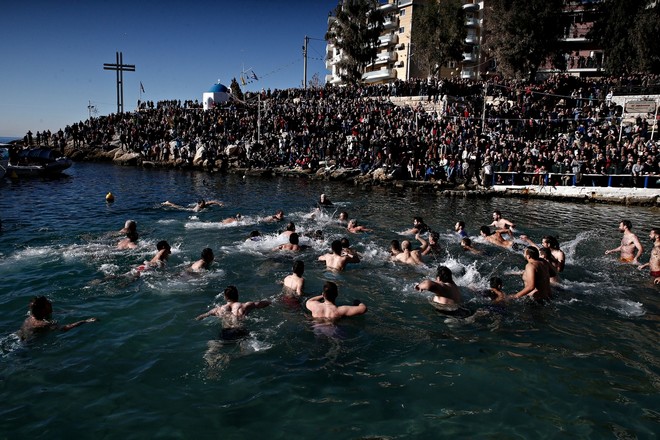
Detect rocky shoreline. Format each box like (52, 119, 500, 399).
(58, 142, 660, 207)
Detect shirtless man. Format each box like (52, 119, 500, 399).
(281, 222, 296, 237)
(17, 296, 97, 341)
(390, 240, 403, 257)
(461, 237, 483, 255)
(318, 240, 360, 271)
(263, 209, 284, 222)
(638, 227, 660, 284)
(520, 234, 565, 272)
(337, 211, 349, 225)
(135, 240, 171, 274)
(393, 240, 424, 266)
(162, 199, 223, 212)
(507, 246, 552, 303)
(417, 231, 442, 257)
(605, 220, 643, 264)
(480, 226, 514, 249)
(305, 281, 367, 321)
(117, 220, 138, 249)
(195, 285, 270, 320)
(347, 219, 372, 233)
(222, 213, 243, 224)
(415, 266, 470, 317)
(340, 237, 358, 258)
(274, 233, 303, 251)
(490, 210, 515, 231)
(189, 248, 214, 272)
(282, 260, 305, 297)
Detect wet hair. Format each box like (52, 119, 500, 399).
(430, 231, 439, 242)
(340, 237, 350, 248)
(390, 239, 402, 252)
(456, 221, 465, 229)
(201, 247, 214, 262)
(292, 260, 304, 277)
(489, 276, 503, 289)
(197, 199, 205, 206)
(480, 226, 491, 236)
(126, 231, 139, 242)
(224, 285, 239, 302)
(413, 216, 424, 224)
(249, 230, 261, 238)
(124, 220, 137, 231)
(436, 266, 453, 283)
(339, 211, 348, 220)
(331, 239, 343, 254)
(621, 220, 632, 230)
(493, 210, 502, 217)
(539, 247, 552, 260)
(156, 240, 170, 251)
(651, 227, 660, 236)
(29, 296, 53, 320)
(525, 246, 540, 260)
(289, 233, 299, 245)
(286, 222, 295, 232)
(322, 281, 338, 303)
(461, 237, 472, 247)
(543, 235, 560, 250)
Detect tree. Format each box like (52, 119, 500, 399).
(308, 73, 322, 89)
(230, 78, 244, 101)
(588, 0, 660, 75)
(483, 0, 564, 81)
(325, 0, 384, 84)
(412, 0, 466, 77)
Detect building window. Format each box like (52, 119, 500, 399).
(400, 9, 406, 16)
(399, 27, 405, 34)
(447, 61, 457, 68)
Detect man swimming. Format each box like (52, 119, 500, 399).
(392, 240, 424, 266)
(416, 231, 442, 257)
(162, 199, 223, 212)
(189, 248, 214, 272)
(480, 226, 514, 249)
(404, 216, 430, 235)
(638, 227, 660, 284)
(520, 234, 565, 273)
(305, 281, 367, 322)
(415, 266, 470, 317)
(195, 285, 271, 320)
(117, 219, 138, 249)
(17, 296, 97, 341)
(605, 220, 643, 264)
(490, 210, 515, 231)
(273, 233, 304, 251)
(135, 240, 171, 274)
(507, 246, 553, 303)
(347, 219, 372, 233)
(282, 260, 305, 297)
(318, 239, 360, 271)
(455, 221, 468, 238)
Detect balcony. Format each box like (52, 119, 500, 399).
(398, 0, 413, 6)
(362, 68, 396, 83)
(370, 51, 397, 66)
(462, 1, 479, 12)
(465, 33, 478, 44)
(379, 2, 396, 13)
(383, 17, 398, 30)
(378, 33, 398, 47)
(463, 52, 476, 63)
(465, 17, 479, 27)
(325, 74, 342, 85)
(460, 68, 475, 79)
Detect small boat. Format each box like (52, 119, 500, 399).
(6, 147, 73, 178)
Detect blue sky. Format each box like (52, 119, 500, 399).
(0, 0, 338, 137)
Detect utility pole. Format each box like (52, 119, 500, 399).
(103, 52, 135, 114)
(303, 36, 309, 89)
(481, 82, 488, 131)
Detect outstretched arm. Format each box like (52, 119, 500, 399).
(60, 317, 97, 332)
(338, 301, 367, 317)
(416, 233, 429, 254)
(195, 307, 220, 320)
(206, 200, 224, 207)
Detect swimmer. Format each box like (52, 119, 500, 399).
(263, 209, 285, 222)
(455, 221, 468, 238)
(392, 240, 424, 266)
(117, 229, 139, 250)
(390, 239, 403, 257)
(135, 240, 171, 274)
(189, 248, 214, 272)
(273, 233, 304, 251)
(605, 220, 644, 265)
(638, 227, 660, 284)
(490, 210, 516, 231)
(195, 285, 270, 320)
(416, 231, 442, 257)
(281, 222, 296, 237)
(415, 266, 470, 317)
(484, 276, 506, 303)
(162, 199, 223, 212)
(340, 237, 358, 258)
(17, 296, 97, 341)
(305, 281, 367, 321)
(282, 260, 305, 297)
(247, 230, 263, 242)
(318, 239, 360, 271)
(337, 211, 349, 225)
(347, 219, 372, 233)
(538, 247, 560, 285)
(520, 234, 565, 272)
(404, 216, 430, 235)
(119, 219, 137, 235)
(461, 237, 483, 255)
(222, 213, 243, 224)
(317, 193, 333, 208)
(507, 246, 553, 303)
(479, 226, 514, 249)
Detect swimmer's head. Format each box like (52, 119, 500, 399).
(436, 266, 453, 283)
(224, 285, 239, 302)
(401, 240, 411, 251)
(122, 220, 137, 233)
(492, 210, 502, 220)
(340, 237, 350, 249)
(338, 211, 348, 221)
(201, 248, 214, 263)
(293, 260, 304, 277)
(461, 237, 472, 248)
(390, 239, 402, 254)
(524, 246, 540, 260)
(430, 231, 439, 243)
(29, 296, 53, 321)
(322, 281, 338, 303)
(289, 233, 299, 245)
(249, 230, 261, 238)
(274, 210, 284, 220)
(286, 222, 295, 232)
(455, 221, 465, 231)
(331, 240, 343, 255)
(480, 226, 491, 236)
(197, 199, 205, 207)
(489, 276, 503, 290)
(413, 216, 424, 226)
(157, 240, 171, 253)
(542, 235, 559, 250)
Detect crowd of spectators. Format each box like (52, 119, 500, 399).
(23, 73, 660, 188)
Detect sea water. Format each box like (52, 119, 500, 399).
(0, 163, 658, 439)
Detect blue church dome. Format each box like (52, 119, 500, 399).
(208, 83, 229, 93)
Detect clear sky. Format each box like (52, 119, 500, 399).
(0, 0, 338, 138)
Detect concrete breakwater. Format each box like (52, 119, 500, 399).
(67, 144, 660, 207)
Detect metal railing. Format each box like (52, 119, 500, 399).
(492, 171, 659, 189)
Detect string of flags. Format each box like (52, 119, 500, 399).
(240, 69, 259, 86)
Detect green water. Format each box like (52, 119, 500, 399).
(1, 163, 658, 439)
